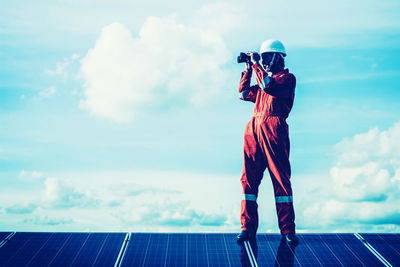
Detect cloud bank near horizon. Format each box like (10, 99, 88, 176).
(2, 121, 400, 232)
(300, 120, 400, 232)
(0, 171, 240, 232)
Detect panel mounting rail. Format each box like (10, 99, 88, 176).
(354, 233, 393, 267)
(0, 232, 16, 248)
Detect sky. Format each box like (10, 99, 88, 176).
(0, 0, 400, 233)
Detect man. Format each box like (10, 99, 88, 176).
(237, 40, 298, 245)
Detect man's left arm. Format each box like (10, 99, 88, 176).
(252, 63, 296, 98)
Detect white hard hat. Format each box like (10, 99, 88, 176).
(260, 40, 286, 57)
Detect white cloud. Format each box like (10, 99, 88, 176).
(79, 15, 232, 122)
(45, 53, 80, 78)
(0, 170, 241, 232)
(193, 3, 246, 35)
(117, 197, 227, 228)
(331, 122, 400, 203)
(38, 86, 56, 98)
(5, 203, 37, 214)
(42, 177, 99, 208)
(18, 170, 44, 181)
(23, 215, 73, 226)
(301, 121, 400, 231)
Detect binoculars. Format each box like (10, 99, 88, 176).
(237, 52, 260, 63)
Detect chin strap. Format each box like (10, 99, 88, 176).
(264, 53, 276, 73)
(269, 53, 276, 68)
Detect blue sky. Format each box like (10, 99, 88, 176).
(1, 0, 400, 233)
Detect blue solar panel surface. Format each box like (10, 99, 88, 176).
(0, 232, 399, 266)
(0, 232, 126, 267)
(255, 234, 385, 266)
(362, 233, 400, 266)
(0, 233, 11, 244)
(121, 233, 252, 267)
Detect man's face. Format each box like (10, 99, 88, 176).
(261, 53, 274, 68)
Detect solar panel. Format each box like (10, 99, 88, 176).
(25, 233, 71, 266)
(0, 232, 51, 266)
(361, 233, 400, 266)
(69, 233, 125, 266)
(0, 232, 12, 244)
(338, 234, 385, 266)
(255, 234, 292, 265)
(254, 234, 387, 266)
(0, 232, 126, 266)
(0, 232, 399, 266)
(204, 233, 249, 266)
(92, 233, 127, 266)
(121, 233, 252, 266)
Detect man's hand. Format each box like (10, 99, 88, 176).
(245, 61, 252, 71)
(248, 52, 260, 65)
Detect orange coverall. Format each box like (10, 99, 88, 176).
(239, 62, 296, 235)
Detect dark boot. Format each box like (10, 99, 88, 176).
(237, 230, 256, 243)
(282, 233, 299, 246)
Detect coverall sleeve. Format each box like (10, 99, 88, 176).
(252, 63, 295, 98)
(238, 70, 259, 103)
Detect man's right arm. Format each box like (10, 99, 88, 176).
(238, 69, 259, 103)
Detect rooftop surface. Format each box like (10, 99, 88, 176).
(0, 232, 399, 266)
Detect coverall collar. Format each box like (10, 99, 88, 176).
(273, 69, 289, 77)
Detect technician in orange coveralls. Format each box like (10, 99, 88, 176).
(237, 40, 298, 245)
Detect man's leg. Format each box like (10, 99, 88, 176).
(240, 121, 267, 235)
(259, 118, 295, 235)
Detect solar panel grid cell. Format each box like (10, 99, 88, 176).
(48, 233, 89, 266)
(223, 234, 251, 267)
(0, 233, 28, 264)
(362, 234, 400, 266)
(0, 233, 11, 244)
(187, 234, 208, 266)
(379, 234, 400, 252)
(320, 234, 366, 266)
(257, 234, 299, 267)
(70, 233, 108, 266)
(0, 232, 50, 266)
(255, 234, 278, 265)
(299, 234, 340, 266)
(25, 233, 54, 266)
(206, 234, 230, 267)
(26, 233, 71, 266)
(93, 233, 126, 267)
(146, 233, 169, 266)
(338, 234, 384, 266)
(120, 233, 150, 266)
(297, 235, 323, 266)
(165, 234, 186, 266)
(288, 235, 321, 266)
